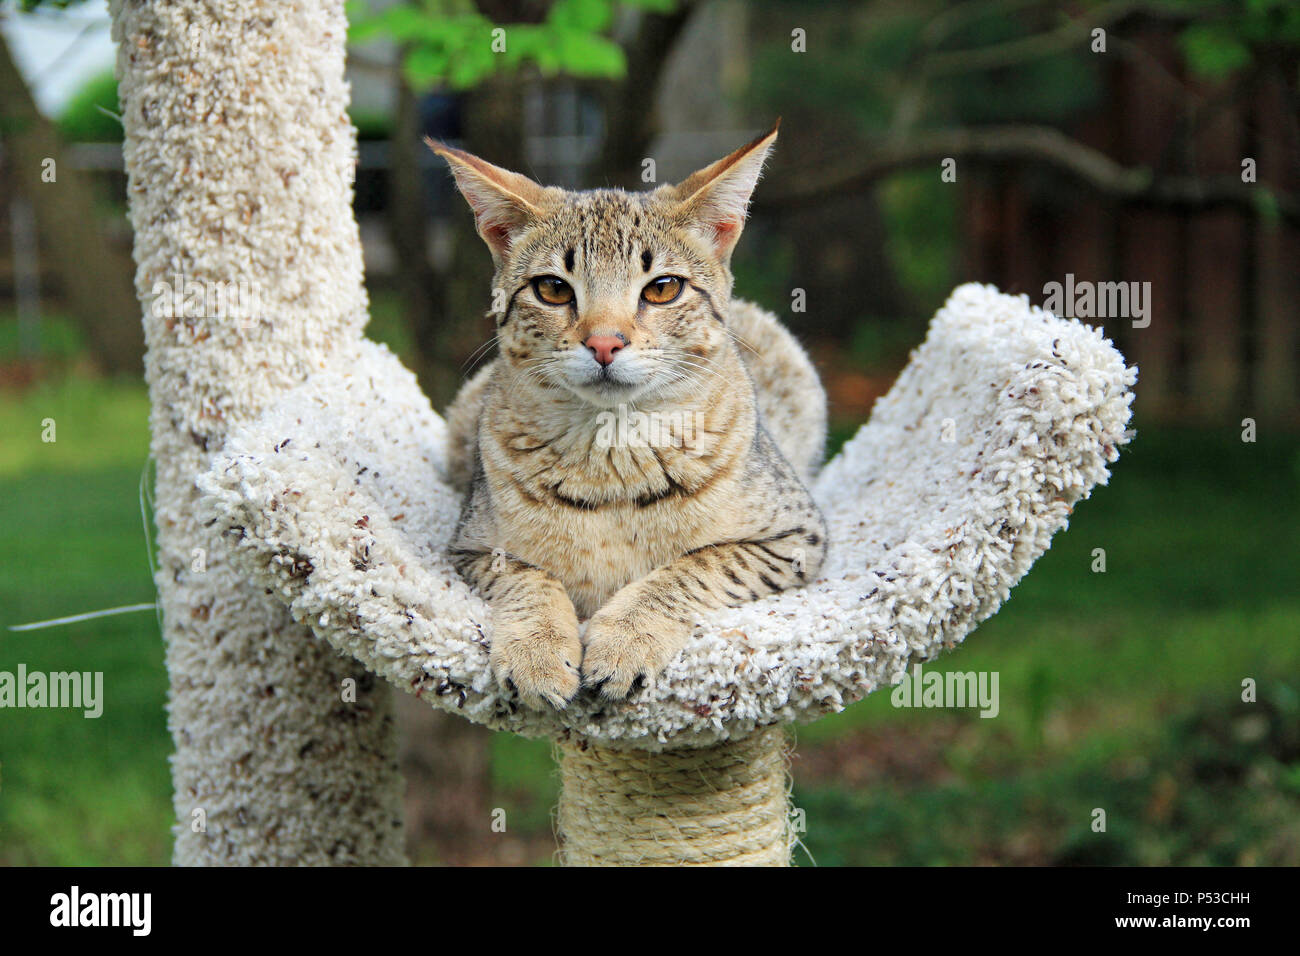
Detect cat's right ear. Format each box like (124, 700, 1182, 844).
(426, 138, 545, 261)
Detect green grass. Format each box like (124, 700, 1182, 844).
(804, 425, 1300, 741)
(0, 374, 165, 864)
(0, 376, 151, 476)
(788, 422, 1300, 865)
(0, 463, 169, 864)
(1, 374, 1296, 864)
(0, 310, 86, 365)
(793, 683, 1300, 866)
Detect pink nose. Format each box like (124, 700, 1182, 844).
(584, 334, 625, 367)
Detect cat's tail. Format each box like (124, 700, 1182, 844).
(728, 299, 828, 484)
(443, 362, 494, 494)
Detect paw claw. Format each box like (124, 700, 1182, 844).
(490, 616, 582, 710)
(580, 608, 689, 701)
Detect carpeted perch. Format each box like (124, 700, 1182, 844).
(197, 282, 1136, 864)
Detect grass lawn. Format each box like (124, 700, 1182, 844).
(1, 375, 1297, 865)
(0, 379, 168, 864)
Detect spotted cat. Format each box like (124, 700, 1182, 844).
(432, 124, 827, 709)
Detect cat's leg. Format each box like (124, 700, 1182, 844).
(452, 549, 583, 709)
(581, 523, 827, 699)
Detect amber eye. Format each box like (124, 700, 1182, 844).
(642, 276, 684, 305)
(532, 275, 574, 306)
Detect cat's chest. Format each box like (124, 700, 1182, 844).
(513, 499, 708, 617)
(484, 435, 740, 616)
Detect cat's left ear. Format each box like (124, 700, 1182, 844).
(670, 121, 779, 260)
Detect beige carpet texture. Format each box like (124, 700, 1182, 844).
(198, 283, 1136, 750)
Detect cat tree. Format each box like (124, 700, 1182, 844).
(115, 0, 1135, 866)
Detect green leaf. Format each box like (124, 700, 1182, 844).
(622, 0, 677, 12)
(353, 4, 436, 43)
(448, 37, 499, 89)
(402, 44, 450, 86)
(1179, 24, 1253, 81)
(555, 31, 627, 78)
(1281, 762, 1300, 795)
(1245, 0, 1286, 15)
(1251, 187, 1281, 226)
(549, 0, 614, 34)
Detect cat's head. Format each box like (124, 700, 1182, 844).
(429, 124, 778, 408)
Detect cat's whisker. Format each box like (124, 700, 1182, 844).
(666, 359, 723, 380)
(637, 372, 694, 404)
(663, 356, 729, 386)
(460, 337, 500, 377)
(725, 327, 760, 357)
(503, 358, 559, 394)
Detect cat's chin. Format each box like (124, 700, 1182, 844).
(564, 378, 651, 409)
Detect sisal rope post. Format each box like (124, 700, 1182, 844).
(556, 726, 794, 866)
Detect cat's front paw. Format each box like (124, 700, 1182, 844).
(490, 612, 582, 710)
(581, 602, 692, 700)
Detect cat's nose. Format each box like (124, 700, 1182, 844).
(584, 334, 625, 367)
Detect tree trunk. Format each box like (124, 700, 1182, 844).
(0, 30, 142, 376)
(417, 74, 524, 411)
(389, 45, 449, 396)
(111, 0, 405, 865)
(592, 4, 697, 189)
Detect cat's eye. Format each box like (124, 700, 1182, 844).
(642, 276, 684, 305)
(532, 275, 574, 306)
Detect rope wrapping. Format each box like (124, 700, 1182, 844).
(556, 727, 793, 866)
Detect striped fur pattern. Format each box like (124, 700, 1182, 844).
(431, 126, 827, 708)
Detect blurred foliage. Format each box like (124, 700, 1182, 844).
(1179, 0, 1300, 81)
(730, 234, 796, 318)
(366, 289, 420, 357)
(797, 686, 1300, 865)
(740, 0, 1300, 319)
(0, 309, 84, 363)
(741, 2, 1104, 313)
(846, 317, 923, 371)
(745, 2, 1102, 133)
(876, 169, 957, 311)
(939, 10, 1100, 125)
(352, 107, 395, 141)
(348, 0, 676, 90)
(55, 70, 120, 143)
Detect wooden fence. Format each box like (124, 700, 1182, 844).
(962, 26, 1298, 425)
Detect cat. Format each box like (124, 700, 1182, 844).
(430, 123, 828, 709)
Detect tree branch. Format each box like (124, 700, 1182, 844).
(756, 124, 1299, 224)
(922, 0, 1145, 77)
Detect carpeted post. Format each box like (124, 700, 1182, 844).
(112, 0, 405, 864)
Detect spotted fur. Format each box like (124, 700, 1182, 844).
(431, 125, 827, 708)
